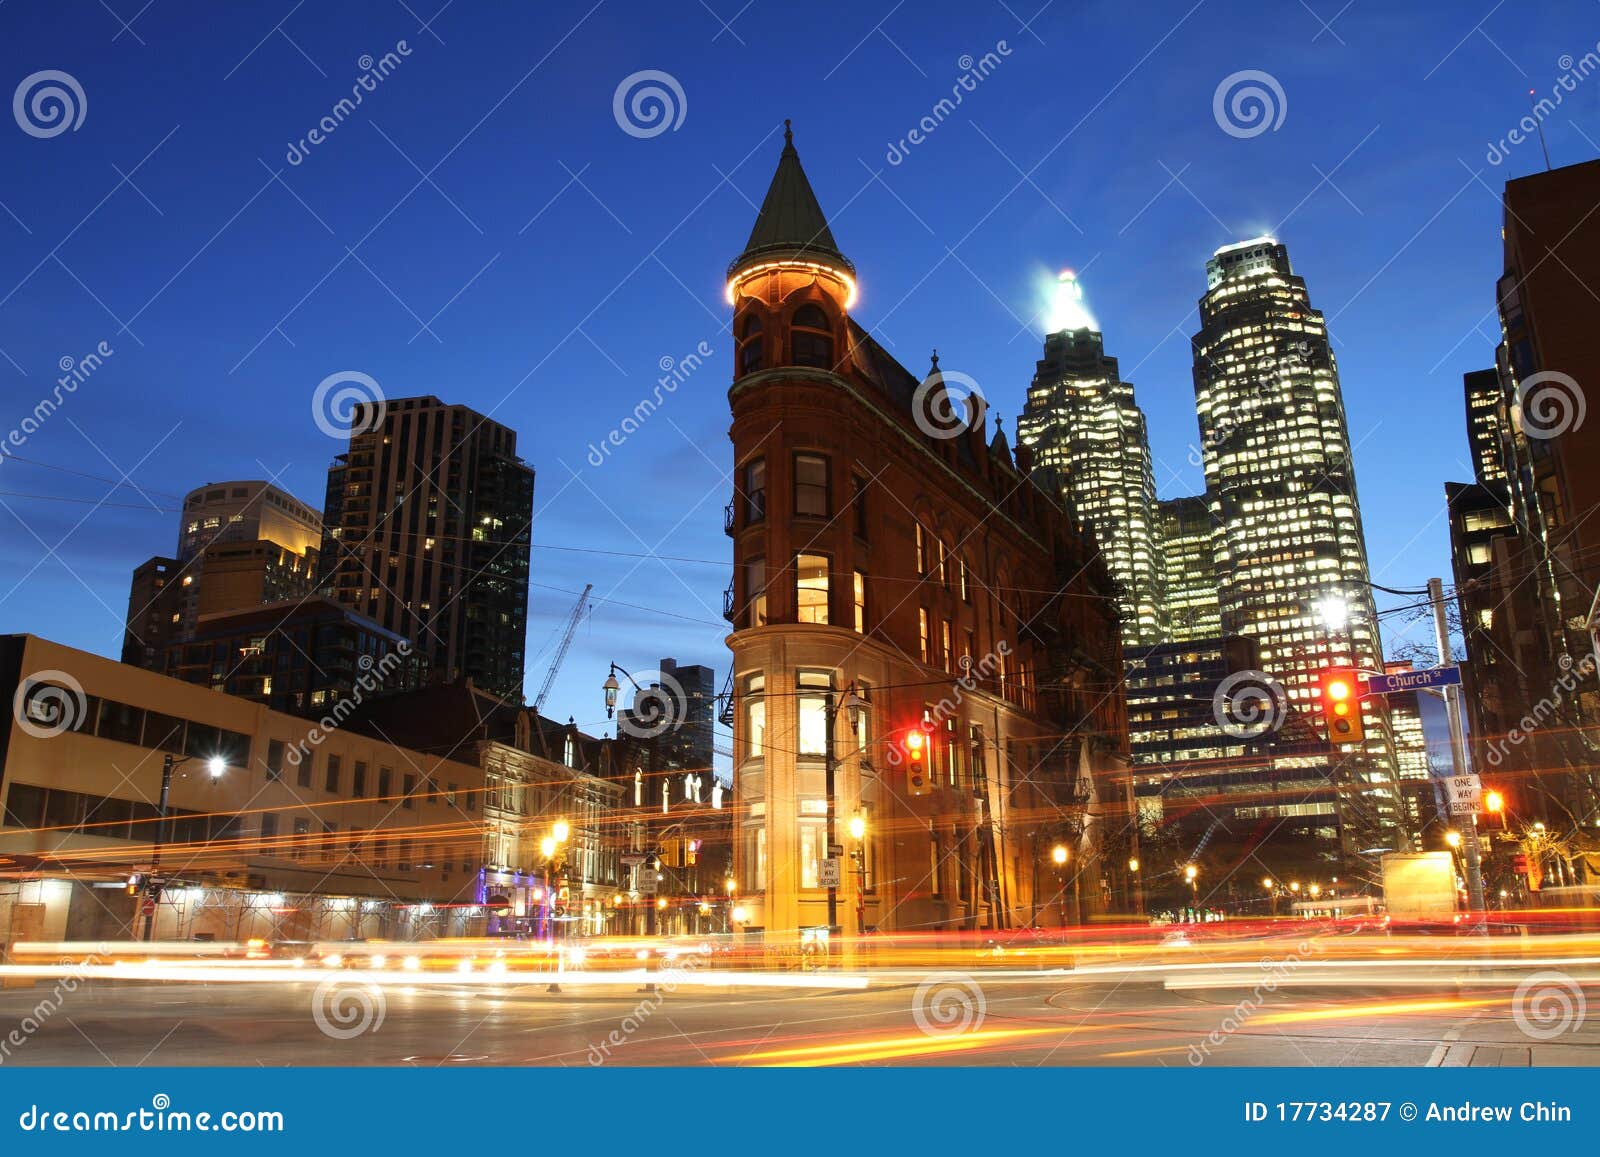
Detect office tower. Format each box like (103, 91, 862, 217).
(1191, 237, 1401, 852)
(319, 396, 535, 702)
(1157, 495, 1221, 642)
(1018, 273, 1166, 648)
(121, 480, 322, 670)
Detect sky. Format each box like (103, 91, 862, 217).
(0, 0, 1594, 742)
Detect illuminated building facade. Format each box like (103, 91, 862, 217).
(319, 396, 535, 701)
(2, 634, 490, 944)
(1157, 495, 1221, 643)
(121, 480, 322, 671)
(724, 127, 1128, 939)
(1018, 276, 1166, 648)
(1192, 238, 1402, 854)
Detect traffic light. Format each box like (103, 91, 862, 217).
(1318, 668, 1365, 744)
(905, 727, 928, 795)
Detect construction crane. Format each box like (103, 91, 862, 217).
(532, 583, 592, 715)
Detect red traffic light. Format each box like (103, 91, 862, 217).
(904, 729, 925, 760)
(1318, 668, 1365, 744)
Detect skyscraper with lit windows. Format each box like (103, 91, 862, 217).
(1191, 237, 1402, 853)
(1019, 273, 1166, 649)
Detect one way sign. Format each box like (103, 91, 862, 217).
(1445, 774, 1483, 816)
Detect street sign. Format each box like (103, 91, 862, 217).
(1366, 665, 1462, 695)
(637, 868, 660, 895)
(1514, 853, 1530, 874)
(818, 857, 842, 888)
(1445, 773, 1483, 815)
(621, 853, 646, 866)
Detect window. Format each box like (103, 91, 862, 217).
(798, 670, 831, 756)
(791, 303, 833, 368)
(296, 749, 313, 789)
(266, 739, 285, 781)
(744, 458, 766, 522)
(402, 773, 417, 808)
(794, 453, 829, 516)
(796, 553, 830, 625)
(799, 810, 826, 888)
(929, 835, 943, 896)
(378, 767, 393, 799)
(745, 825, 767, 891)
(852, 473, 869, 537)
(353, 761, 368, 797)
(738, 312, 764, 374)
(292, 817, 310, 858)
(959, 558, 970, 602)
(915, 523, 928, 575)
(325, 754, 341, 794)
(853, 571, 867, 633)
(745, 557, 768, 628)
(261, 813, 279, 842)
(919, 609, 931, 664)
(965, 628, 976, 671)
(944, 716, 961, 787)
(743, 674, 766, 760)
(942, 619, 954, 673)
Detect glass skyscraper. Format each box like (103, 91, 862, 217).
(1019, 273, 1166, 649)
(1191, 238, 1402, 850)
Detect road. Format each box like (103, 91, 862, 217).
(2, 971, 1595, 1067)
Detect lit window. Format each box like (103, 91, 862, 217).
(853, 571, 866, 633)
(796, 553, 830, 625)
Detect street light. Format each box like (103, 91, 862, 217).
(849, 812, 868, 935)
(1445, 830, 1462, 849)
(144, 753, 228, 941)
(1184, 864, 1199, 919)
(1051, 843, 1069, 866)
(552, 818, 570, 844)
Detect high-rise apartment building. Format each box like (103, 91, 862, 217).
(1018, 275, 1166, 648)
(318, 396, 535, 702)
(1191, 237, 1402, 854)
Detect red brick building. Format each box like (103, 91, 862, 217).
(723, 125, 1129, 940)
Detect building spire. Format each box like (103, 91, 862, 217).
(728, 119, 855, 282)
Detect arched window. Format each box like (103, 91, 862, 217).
(791, 304, 834, 368)
(738, 312, 764, 375)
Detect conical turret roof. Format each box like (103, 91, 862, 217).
(728, 121, 854, 280)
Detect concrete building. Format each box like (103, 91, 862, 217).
(1192, 237, 1404, 857)
(318, 396, 535, 701)
(722, 126, 1128, 941)
(121, 481, 322, 671)
(2, 635, 491, 947)
(1018, 274, 1166, 648)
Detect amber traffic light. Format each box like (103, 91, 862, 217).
(905, 728, 928, 796)
(1319, 668, 1365, 744)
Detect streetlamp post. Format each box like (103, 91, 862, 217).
(1127, 857, 1143, 917)
(849, 812, 868, 935)
(144, 753, 225, 941)
(1051, 843, 1069, 926)
(1184, 863, 1199, 920)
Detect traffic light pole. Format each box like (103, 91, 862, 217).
(1430, 576, 1485, 915)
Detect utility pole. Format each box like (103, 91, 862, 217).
(1431, 576, 1485, 915)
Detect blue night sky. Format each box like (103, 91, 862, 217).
(0, 0, 1593, 738)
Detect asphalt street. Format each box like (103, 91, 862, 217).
(1, 973, 1594, 1067)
